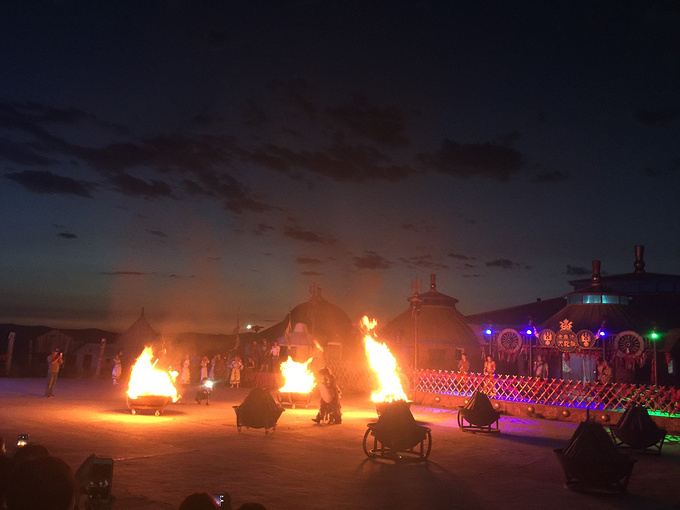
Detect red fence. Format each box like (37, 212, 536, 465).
(327, 360, 680, 417)
(418, 370, 680, 416)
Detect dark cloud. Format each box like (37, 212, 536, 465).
(0, 101, 126, 154)
(416, 139, 524, 181)
(5, 170, 92, 197)
(300, 270, 323, 276)
(296, 257, 322, 265)
(283, 225, 335, 245)
(247, 139, 415, 183)
(633, 108, 680, 127)
(449, 252, 475, 261)
(531, 170, 569, 183)
(486, 259, 522, 269)
(107, 173, 175, 199)
(398, 255, 449, 270)
(78, 134, 234, 176)
(254, 223, 276, 236)
(181, 179, 212, 196)
(0, 140, 55, 166)
(326, 96, 410, 148)
(224, 195, 272, 215)
(565, 265, 591, 276)
(57, 232, 77, 239)
(99, 271, 146, 276)
(353, 251, 391, 270)
(401, 223, 420, 232)
(147, 230, 167, 238)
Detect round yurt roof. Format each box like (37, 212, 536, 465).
(540, 303, 643, 334)
(265, 287, 355, 349)
(379, 274, 481, 350)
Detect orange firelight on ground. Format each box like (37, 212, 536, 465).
(361, 316, 408, 403)
(127, 346, 179, 402)
(278, 356, 316, 393)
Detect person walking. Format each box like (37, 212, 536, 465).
(45, 349, 63, 397)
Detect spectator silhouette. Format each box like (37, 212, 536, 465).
(0, 435, 12, 507)
(178, 491, 227, 510)
(12, 444, 49, 464)
(5, 455, 77, 510)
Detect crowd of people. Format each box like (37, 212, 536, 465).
(0, 435, 268, 510)
(102, 339, 285, 394)
(174, 344, 280, 391)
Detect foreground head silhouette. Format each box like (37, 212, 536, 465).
(6, 455, 76, 510)
(178, 492, 221, 510)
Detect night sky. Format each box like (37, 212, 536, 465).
(1, 1, 679, 334)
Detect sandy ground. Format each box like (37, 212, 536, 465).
(0, 378, 679, 510)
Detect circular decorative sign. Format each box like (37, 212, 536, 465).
(498, 328, 522, 353)
(576, 329, 596, 349)
(555, 330, 578, 352)
(538, 329, 556, 347)
(614, 331, 644, 357)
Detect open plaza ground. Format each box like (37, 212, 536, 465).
(1, 378, 679, 510)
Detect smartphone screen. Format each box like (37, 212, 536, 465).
(213, 494, 224, 507)
(88, 460, 113, 500)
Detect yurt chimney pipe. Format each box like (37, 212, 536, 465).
(634, 245, 645, 273)
(592, 260, 601, 286)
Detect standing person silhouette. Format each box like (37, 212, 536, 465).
(45, 349, 63, 397)
(112, 351, 123, 385)
(482, 355, 496, 396)
(312, 367, 342, 424)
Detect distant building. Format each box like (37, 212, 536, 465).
(467, 246, 680, 386)
(116, 308, 161, 359)
(266, 284, 357, 362)
(379, 274, 483, 372)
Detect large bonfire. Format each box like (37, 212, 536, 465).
(127, 346, 179, 402)
(361, 316, 408, 403)
(278, 356, 316, 393)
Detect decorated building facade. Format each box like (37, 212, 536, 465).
(467, 246, 680, 386)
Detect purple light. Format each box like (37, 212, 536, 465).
(526, 329, 533, 335)
(485, 329, 492, 335)
(599, 331, 606, 337)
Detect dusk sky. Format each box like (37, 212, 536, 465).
(2, 1, 679, 334)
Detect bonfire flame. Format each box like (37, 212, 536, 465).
(279, 356, 315, 393)
(127, 346, 179, 402)
(362, 316, 408, 403)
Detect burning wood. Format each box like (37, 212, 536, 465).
(362, 316, 408, 403)
(278, 357, 315, 393)
(126, 346, 178, 402)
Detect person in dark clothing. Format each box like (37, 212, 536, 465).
(312, 367, 342, 425)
